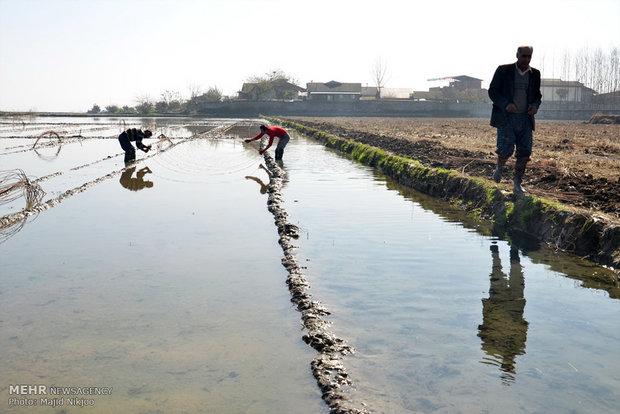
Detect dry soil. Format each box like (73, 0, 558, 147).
(283, 117, 620, 221)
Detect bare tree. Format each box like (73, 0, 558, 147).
(187, 83, 203, 100)
(203, 86, 223, 102)
(610, 47, 620, 93)
(157, 90, 182, 113)
(592, 48, 605, 93)
(554, 46, 620, 95)
(248, 69, 298, 85)
(244, 70, 300, 100)
(160, 90, 181, 105)
(371, 57, 389, 99)
(135, 95, 154, 115)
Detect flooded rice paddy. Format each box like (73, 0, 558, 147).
(1, 117, 619, 413)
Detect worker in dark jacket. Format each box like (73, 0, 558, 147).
(488, 46, 542, 196)
(118, 128, 152, 163)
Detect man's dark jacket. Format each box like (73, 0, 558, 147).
(488, 63, 542, 130)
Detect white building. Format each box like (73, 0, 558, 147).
(541, 79, 596, 103)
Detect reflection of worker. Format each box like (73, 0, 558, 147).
(244, 125, 290, 160)
(245, 176, 268, 194)
(478, 244, 528, 385)
(244, 164, 272, 194)
(119, 166, 153, 191)
(118, 128, 153, 163)
(489, 46, 542, 197)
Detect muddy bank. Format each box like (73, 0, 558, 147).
(262, 154, 369, 414)
(267, 117, 619, 276)
(278, 117, 620, 218)
(588, 113, 620, 124)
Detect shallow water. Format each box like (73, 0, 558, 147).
(281, 139, 620, 413)
(1, 118, 325, 413)
(1, 117, 619, 413)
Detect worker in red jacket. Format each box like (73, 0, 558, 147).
(244, 124, 290, 160)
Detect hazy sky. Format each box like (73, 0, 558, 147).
(1, 0, 618, 112)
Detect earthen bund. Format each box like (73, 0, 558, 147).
(266, 117, 620, 280)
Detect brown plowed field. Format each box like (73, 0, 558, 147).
(283, 117, 620, 221)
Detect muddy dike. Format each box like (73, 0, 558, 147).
(262, 154, 369, 414)
(266, 117, 620, 279)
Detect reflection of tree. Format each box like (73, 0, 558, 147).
(478, 245, 528, 385)
(119, 166, 153, 191)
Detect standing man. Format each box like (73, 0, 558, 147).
(244, 124, 290, 160)
(118, 128, 152, 163)
(488, 46, 542, 196)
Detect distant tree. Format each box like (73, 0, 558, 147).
(187, 83, 203, 100)
(168, 99, 182, 112)
(187, 85, 223, 105)
(121, 105, 135, 113)
(203, 86, 223, 102)
(248, 69, 298, 84)
(156, 90, 182, 113)
(105, 105, 119, 113)
(610, 47, 620, 93)
(155, 101, 169, 113)
(87, 104, 101, 114)
(244, 70, 300, 100)
(558, 46, 620, 94)
(135, 95, 154, 114)
(371, 58, 389, 99)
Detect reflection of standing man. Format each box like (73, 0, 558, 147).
(478, 245, 528, 384)
(119, 166, 153, 191)
(489, 46, 542, 197)
(244, 125, 290, 160)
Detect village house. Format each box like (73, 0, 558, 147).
(360, 86, 412, 99)
(412, 75, 487, 103)
(439, 75, 483, 90)
(306, 81, 362, 101)
(592, 90, 620, 106)
(379, 88, 414, 99)
(361, 86, 378, 99)
(541, 78, 597, 103)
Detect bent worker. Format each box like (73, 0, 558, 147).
(488, 46, 542, 197)
(118, 128, 153, 163)
(244, 125, 290, 160)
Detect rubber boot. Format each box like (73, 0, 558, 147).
(124, 147, 136, 163)
(275, 148, 284, 160)
(513, 157, 529, 197)
(493, 156, 509, 183)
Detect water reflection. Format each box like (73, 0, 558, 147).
(119, 166, 154, 191)
(34, 143, 62, 161)
(478, 244, 528, 385)
(0, 215, 31, 244)
(245, 176, 268, 193)
(245, 164, 271, 194)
